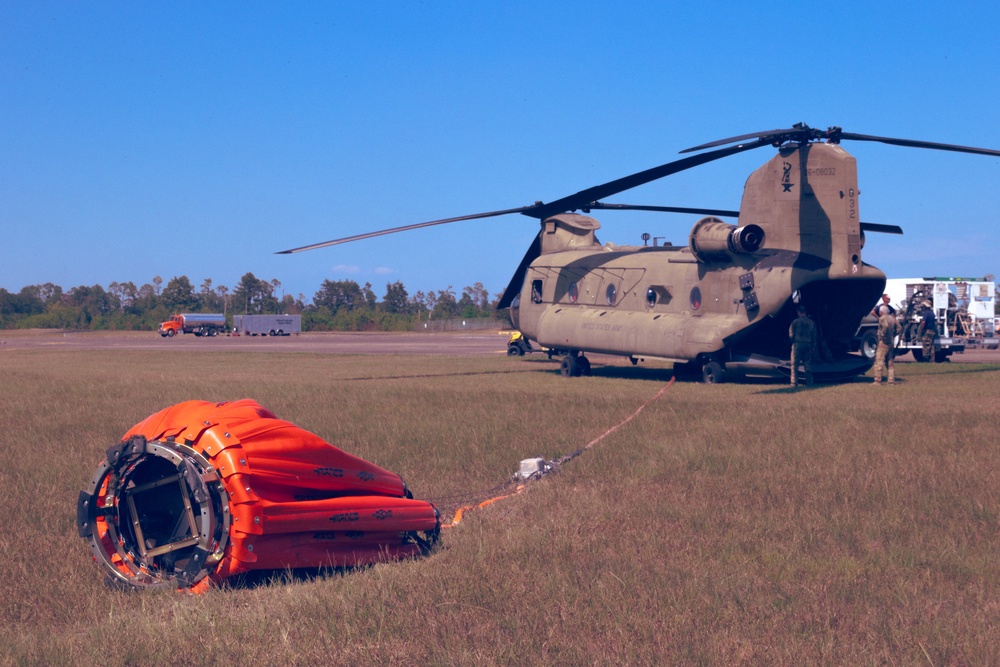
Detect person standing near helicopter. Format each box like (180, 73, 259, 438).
(871, 293, 895, 318)
(916, 300, 937, 362)
(789, 304, 818, 387)
(872, 305, 900, 384)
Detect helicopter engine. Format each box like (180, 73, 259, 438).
(688, 216, 765, 262)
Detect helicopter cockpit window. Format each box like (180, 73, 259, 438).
(531, 280, 543, 304)
(606, 283, 617, 306)
(568, 282, 578, 303)
(646, 287, 657, 307)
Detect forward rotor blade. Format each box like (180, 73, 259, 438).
(586, 202, 740, 218)
(280, 140, 770, 254)
(525, 138, 772, 220)
(496, 232, 542, 310)
(838, 132, 1000, 157)
(276, 205, 539, 254)
(860, 222, 904, 235)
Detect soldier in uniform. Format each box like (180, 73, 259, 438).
(872, 305, 900, 385)
(916, 300, 937, 362)
(788, 304, 818, 387)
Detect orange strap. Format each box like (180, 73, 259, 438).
(444, 485, 525, 528)
(442, 378, 674, 528)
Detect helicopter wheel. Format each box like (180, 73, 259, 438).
(701, 361, 727, 384)
(577, 356, 591, 376)
(560, 354, 581, 377)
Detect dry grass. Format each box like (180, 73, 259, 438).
(0, 345, 997, 665)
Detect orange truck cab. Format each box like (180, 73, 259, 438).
(159, 313, 227, 337)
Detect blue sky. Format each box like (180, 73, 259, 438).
(3, 2, 1000, 303)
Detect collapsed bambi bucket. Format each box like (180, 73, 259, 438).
(77, 399, 440, 591)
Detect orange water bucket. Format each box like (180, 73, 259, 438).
(78, 399, 439, 590)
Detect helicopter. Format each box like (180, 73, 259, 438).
(279, 124, 1000, 383)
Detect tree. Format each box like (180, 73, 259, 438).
(232, 273, 277, 314)
(362, 282, 377, 310)
(431, 286, 458, 319)
(119, 282, 139, 312)
(63, 284, 113, 324)
(464, 282, 490, 310)
(216, 285, 230, 315)
(22, 283, 62, 306)
(161, 276, 198, 312)
(382, 281, 409, 314)
(0, 287, 44, 317)
(313, 279, 365, 314)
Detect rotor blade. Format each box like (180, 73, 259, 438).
(586, 202, 740, 218)
(276, 205, 540, 254)
(525, 138, 773, 220)
(496, 232, 542, 310)
(838, 132, 1000, 157)
(860, 222, 904, 235)
(679, 126, 810, 153)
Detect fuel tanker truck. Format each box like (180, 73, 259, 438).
(77, 399, 440, 591)
(159, 313, 227, 337)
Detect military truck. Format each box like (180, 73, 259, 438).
(159, 313, 227, 338)
(233, 314, 302, 336)
(853, 278, 998, 362)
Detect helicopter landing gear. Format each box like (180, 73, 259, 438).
(560, 352, 591, 377)
(701, 360, 727, 384)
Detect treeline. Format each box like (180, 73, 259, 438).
(0, 272, 504, 332)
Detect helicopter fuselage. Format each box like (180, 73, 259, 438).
(510, 142, 886, 380)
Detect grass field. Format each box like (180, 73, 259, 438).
(0, 345, 997, 665)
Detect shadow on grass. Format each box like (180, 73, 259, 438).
(338, 367, 542, 382)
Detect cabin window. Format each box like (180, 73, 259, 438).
(606, 283, 617, 306)
(646, 287, 657, 307)
(531, 280, 543, 304)
(690, 286, 702, 310)
(568, 282, 578, 303)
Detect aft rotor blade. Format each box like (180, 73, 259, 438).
(276, 205, 540, 254)
(680, 126, 807, 153)
(838, 132, 1000, 157)
(586, 202, 740, 218)
(860, 222, 904, 235)
(525, 138, 772, 220)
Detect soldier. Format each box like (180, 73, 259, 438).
(871, 293, 895, 318)
(872, 305, 900, 385)
(788, 304, 818, 387)
(916, 300, 937, 362)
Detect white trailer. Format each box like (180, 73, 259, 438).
(233, 314, 302, 336)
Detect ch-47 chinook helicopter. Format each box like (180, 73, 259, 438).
(279, 124, 1000, 383)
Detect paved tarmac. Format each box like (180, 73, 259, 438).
(2, 329, 998, 364)
(0, 329, 512, 356)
